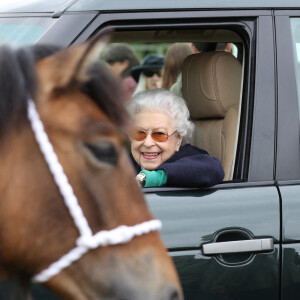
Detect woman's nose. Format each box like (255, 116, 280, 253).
(143, 133, 155, 147)
(152, 74, 160, 81)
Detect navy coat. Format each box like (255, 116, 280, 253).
(131, 144, 224, 188)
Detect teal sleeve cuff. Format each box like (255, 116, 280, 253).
(140, 170, 167, 187)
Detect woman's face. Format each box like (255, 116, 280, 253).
(144, 69, 162, 90)
(130, 111, 182, 170)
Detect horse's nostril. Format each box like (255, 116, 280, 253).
(167, 287, 180, 300)
(170, 292, 179, 300)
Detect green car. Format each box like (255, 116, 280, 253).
(1, 0, 300, 299)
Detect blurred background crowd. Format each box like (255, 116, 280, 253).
(102, 41, 235, 102)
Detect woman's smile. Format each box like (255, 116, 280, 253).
(141, 152, 161, 160)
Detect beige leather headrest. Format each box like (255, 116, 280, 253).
(182, 51, 242, 119)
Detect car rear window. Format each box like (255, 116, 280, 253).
(0, 17, 55, 46)
(290, 18, 300, 118)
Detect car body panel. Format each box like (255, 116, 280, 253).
(68, 0, 300, 11)
(248, 15, 276, 182)
(37, 12, 97, 47)
(275, 14, 300, 181)
(73, 10, 263, 46)
(280, 185, 300, 242)
(172, 247, 280, 300)
(146, 186, 280, 299)
(282, 244, 300, 300)
(146, 186, 280, 248)
(1, 0, 300, 14)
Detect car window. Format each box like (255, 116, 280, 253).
(0, 17, 55, 46)
(291, 18, 300, 118)
(100, 28, 245, 181)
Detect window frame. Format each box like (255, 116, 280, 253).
(36, 12, 98, 47)
(73, 10, 276, 187)
(275, 11, 300, 183)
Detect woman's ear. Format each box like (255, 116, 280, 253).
(175, 135, 183, 151)
(123, 59, 130, 69)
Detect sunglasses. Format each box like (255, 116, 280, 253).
(131, 129, 177, 142)
(143, 69, 162, 78)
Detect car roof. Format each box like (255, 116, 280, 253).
(0, 0, 299, 14)
(68, 0, 300, 11)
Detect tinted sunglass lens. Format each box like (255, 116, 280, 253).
(143, 70, 161, 77)
(151, 131, 168, 142)
(143, 70, 152, 77)
(132, 130, 169, 142)
(132, 131, 147, 141)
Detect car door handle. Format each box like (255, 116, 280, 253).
(202, 238, 274, 255)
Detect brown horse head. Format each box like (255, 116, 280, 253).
(0, 35, 183, 299)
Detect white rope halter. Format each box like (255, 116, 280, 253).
(27, 99, 162, 283)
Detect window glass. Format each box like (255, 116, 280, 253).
(0, 17, 55, 46)
(0, 0, 68, 13)
(290, 18, 300, 115)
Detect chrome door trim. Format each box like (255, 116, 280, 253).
(202, 238, 274, 255)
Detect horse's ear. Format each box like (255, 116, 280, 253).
(37, 31, 111, 93)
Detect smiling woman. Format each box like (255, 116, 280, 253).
(127, 89, 225, 188)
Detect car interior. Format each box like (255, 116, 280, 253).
(104, 28, 245, 181)
(181, 51, 242, 180)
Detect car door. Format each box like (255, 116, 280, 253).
(75, 9, 280, 299)
(275, 10, 300, 300)
(146, 185, 279, 300)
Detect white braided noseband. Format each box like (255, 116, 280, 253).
(27, 99, 162, 283)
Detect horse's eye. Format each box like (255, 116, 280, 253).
(85, 142, 118, 165)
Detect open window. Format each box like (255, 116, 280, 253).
(99, 26, 247, 182)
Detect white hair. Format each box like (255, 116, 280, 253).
(127, 89, 194, 145)
(133, 73, 147, 96)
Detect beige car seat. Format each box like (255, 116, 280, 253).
(181, 51, 242, 181)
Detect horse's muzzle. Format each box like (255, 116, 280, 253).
(113, 284, 182, 300)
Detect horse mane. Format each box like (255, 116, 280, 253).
(0, 44, 58, 138)
(0, 43, 127, 140)
(80, 60, 128, 127)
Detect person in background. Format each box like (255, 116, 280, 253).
(127, 89, 224, 188)
(161, 43, 193, 90)
(103, 43, 140, 101)
(131, 54, 164, 95)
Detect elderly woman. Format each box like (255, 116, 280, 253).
(127, 89, 224, 187)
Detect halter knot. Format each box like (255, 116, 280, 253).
(76, 220, 162, 249)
